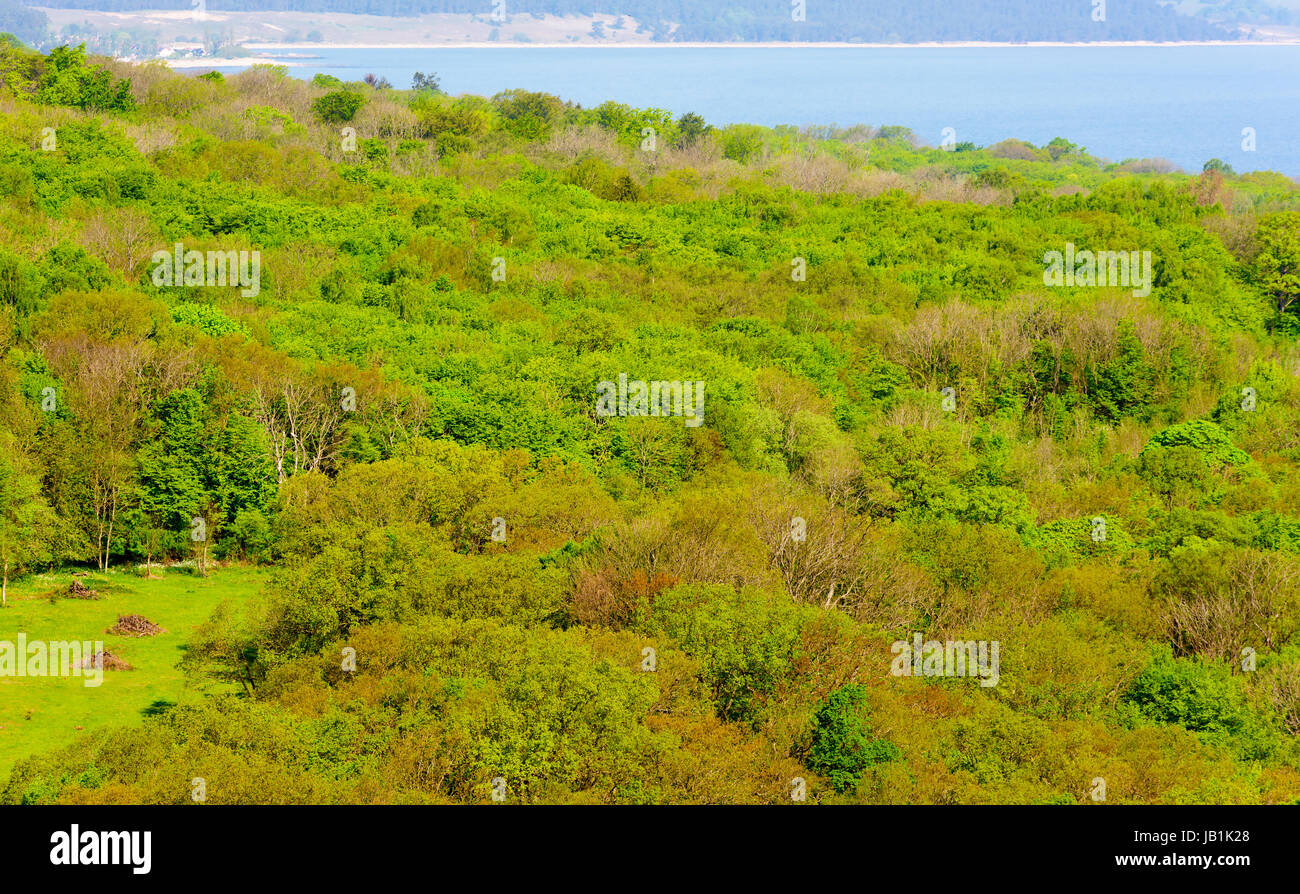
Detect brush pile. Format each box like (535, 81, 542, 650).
(106, 614, 166, 637)
(64, 580, 101, 600)
(81, 650, 134, 671)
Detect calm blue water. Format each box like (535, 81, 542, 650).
(223, 46, 1300, 176)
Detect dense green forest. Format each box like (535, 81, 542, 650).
(2, 38, 1300, 804)
(12, 0, 1236, 43)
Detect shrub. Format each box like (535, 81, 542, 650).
(1123, 646, 1278, 759)
(492, 89, 565, 140)
(36, 44, 135, 112)
(311, 89, 365, 124)
(806, 684, 900, 794)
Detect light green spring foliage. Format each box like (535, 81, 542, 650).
(1, 47, 1300, 804)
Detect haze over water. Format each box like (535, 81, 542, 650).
(255, 44, 1300, 176)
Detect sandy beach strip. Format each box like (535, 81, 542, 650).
(234, 39, 1300, 50)
(156, 37, 1300, 68)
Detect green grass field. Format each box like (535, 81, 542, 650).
(0, 566, 267, 782)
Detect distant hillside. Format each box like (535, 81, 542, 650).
(19, 0, 1236, 42)
(1, 0, 45, 44)
(1171, 0, 1300, 27)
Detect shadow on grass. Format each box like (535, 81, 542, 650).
(141, 699, 177, 718)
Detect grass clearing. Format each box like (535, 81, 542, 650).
(0, 565, 267, 782)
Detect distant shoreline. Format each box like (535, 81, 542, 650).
(159, 38, 1300, 67)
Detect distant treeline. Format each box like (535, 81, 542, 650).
(1196, 0, 1300, 27)
(17, 0, 1236, 42)
(0, 0, 45, 44)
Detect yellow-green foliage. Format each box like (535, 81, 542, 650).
(2, 51, 1300, 805)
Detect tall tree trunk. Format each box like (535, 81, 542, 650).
(103, 488, 116, 572)
(2, 561, 7, 607)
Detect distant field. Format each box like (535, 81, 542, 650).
(0, 566, 267, 782)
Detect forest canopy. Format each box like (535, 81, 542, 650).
(1, 45, 1299, 805)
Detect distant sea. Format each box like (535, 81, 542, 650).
(204, 45, 1300, 176)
